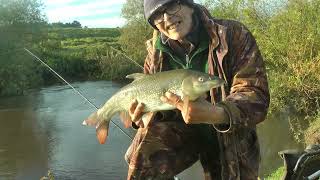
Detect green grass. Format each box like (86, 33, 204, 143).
(265, 167, 285, 180)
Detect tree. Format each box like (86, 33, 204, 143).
(0, 0, 45, 26)
(119, 0, 153, 65)
(71, 20, 81, 28)
(121, 0, 145, 22)
(0, 0, 47, 96)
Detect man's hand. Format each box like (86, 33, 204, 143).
(160, 92, 227, 124)
(129, 99, 153, 128)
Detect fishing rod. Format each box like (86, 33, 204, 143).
(24, 48, 133, 141)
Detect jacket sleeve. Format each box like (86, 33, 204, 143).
(143, 38, 163, 74)
(218, 22, 270, 128)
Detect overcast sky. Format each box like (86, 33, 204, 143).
(43, 0, 127, 28)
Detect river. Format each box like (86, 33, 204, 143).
(0, 81, 302, 180)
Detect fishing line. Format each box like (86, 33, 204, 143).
(107, 45, 144, 70)
(24, 48, 133, 141)
(0, 48, 24, 57)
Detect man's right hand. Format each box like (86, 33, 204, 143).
(129, 99, 153, 128)
(129, 99, 145, 121)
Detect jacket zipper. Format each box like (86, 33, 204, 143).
(186, 54, 191, 69)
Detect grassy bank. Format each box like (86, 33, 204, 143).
(40, 27, 140, 84)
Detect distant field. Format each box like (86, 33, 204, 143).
(40, 27, 138, 84)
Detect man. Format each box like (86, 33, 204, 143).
(125, 0, 270, 179)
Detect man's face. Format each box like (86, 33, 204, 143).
(153, 3, 194, 40)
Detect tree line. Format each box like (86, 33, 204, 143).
(49, 20, 82, 28)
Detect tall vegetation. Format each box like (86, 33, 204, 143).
(0, 0, 47, 96)
(118, 0, 153, 64)
(39, 27, 125, 84)
(206, 0, 320, 142)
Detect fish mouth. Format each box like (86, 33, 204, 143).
(208, 76, 225, 87)
(208, 79, 225, 88)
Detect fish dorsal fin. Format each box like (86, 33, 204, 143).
(126, 73, 147, 80)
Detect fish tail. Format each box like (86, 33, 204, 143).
(83, 109, 113, 144)
(82, 111, 100, 127)
(96, 120, 110, 144)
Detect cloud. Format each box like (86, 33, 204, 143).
(43, 0, 126, 28)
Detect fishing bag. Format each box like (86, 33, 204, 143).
(279, 144, 320, 180)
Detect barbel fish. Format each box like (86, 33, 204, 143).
(82, 69, 224, 144)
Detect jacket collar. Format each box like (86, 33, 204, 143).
(195, 4, 228, 57)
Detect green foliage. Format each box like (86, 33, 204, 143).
(36, 26, 143, 85)
(0, 0, 47, 96)
(46, 27, 120, 40)
(121, 0, 145, 22)
(0, 0, 45, 26)
(262, 0, 320, 141)
(304, 112, 320, 145)
(265, 166, 285, 180)
(98, 46, 141, 80)
(119, 0, 153, 65)
(118, 22, 152, 64)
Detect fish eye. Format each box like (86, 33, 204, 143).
(198, 77, 204, 82)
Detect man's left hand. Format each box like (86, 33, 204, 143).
(160, 92, 215, 124)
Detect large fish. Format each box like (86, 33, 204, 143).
(82, 69, 224, 144)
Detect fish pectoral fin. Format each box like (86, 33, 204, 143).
(126, 73, 147, 80)
(119, 111, 132, 128)
(96, 121, 110, 144)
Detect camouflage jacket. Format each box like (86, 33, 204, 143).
(143, 4, 270, 180)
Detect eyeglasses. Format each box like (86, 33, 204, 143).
(152, 1, 181, 25)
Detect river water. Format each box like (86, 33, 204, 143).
(0, 81, 302, 180)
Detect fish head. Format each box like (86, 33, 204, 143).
(182, 73, 225, 100)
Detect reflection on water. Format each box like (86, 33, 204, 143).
(0, 81, 302, 179)
(0, 95, 49, 179)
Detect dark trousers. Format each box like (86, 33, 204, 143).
(125, 111, 221, 180)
